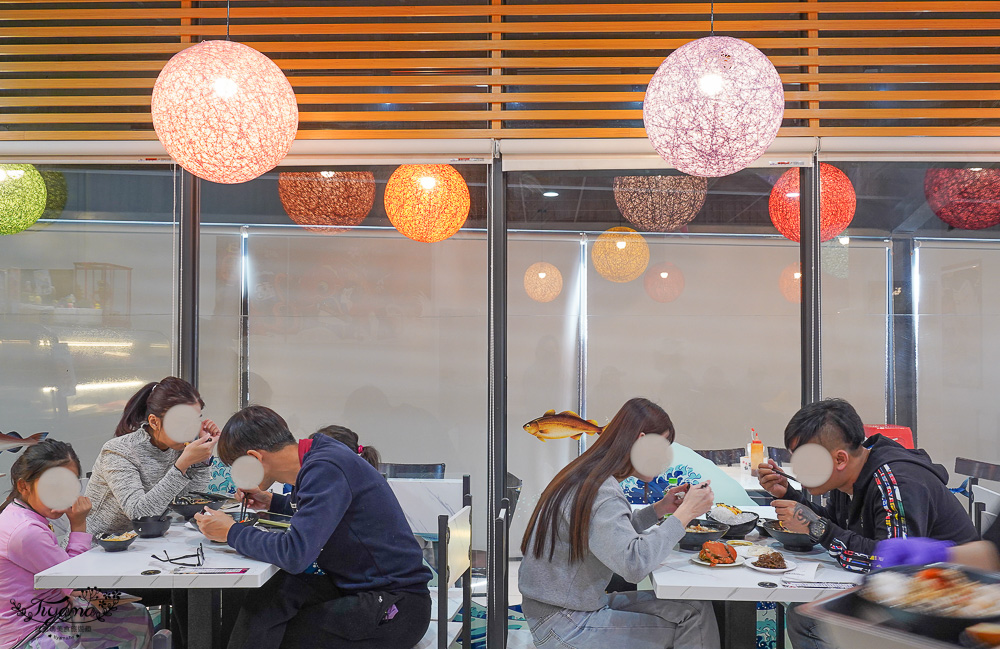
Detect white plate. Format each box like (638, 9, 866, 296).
(746, 559, 798, 573)
(691, 556, 745, 568)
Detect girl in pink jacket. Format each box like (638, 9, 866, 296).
(0, 439, 151, 649)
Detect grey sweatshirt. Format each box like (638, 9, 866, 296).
(85, 429, 211, 536)
(518, 476, 685, 614)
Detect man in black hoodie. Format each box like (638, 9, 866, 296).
(758, 398, 978, 649)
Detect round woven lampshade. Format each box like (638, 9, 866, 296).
(0, 164, 47, 235)
(278, 172, 375, 233)
(613, 175, 708, 232)
(643, 36, 785, 177)
(924, 168, 1000, 230)
(644, 262, 685, 303)
(151, 40, 299, 185)
(524, 262, 563, 303)
(769, 163, 856, 242)
(592, 227, 650, 283)
(779, 262, 802, 304)
(384, 164, 470, 243)
(40, 171, 67, 220)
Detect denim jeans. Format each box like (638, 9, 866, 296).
(786, 603, 834, 649)
(525, 592, 721, 649)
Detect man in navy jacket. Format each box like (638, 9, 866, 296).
(195, 405, 431, 649)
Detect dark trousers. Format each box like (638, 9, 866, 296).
(226, 571, 431, 649)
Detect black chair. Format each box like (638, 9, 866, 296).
(955, 457, 1000, 533)
(768, 447, 792, 465)
(693, 448, 744, 466)
(504, 472, 522, 528)
(378, 462, 445, 479)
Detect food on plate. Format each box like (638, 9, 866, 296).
(743, 545, 772, 557)
(864, 568, 1000, 618)
(965, 622, 1000, 646)
(727, 540, 753, 547)
(685, 524, 715, 533)
(173, 495, 211, 505)
(699, 541, 738, 566)
(753, 552, 787, 570)
(709, 504, 757, 526)
(102, 531, 138, 542)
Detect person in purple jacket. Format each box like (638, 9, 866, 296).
(194, 405, 431, 649)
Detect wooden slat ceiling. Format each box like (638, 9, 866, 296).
(1, 0, 999, 141)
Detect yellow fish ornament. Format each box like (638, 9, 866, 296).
(523, 409, 603, 442)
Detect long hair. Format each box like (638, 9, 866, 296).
(115, 376, 205, 437)
(1, 439, 81, 513)
(520, 397, 675, 563)
(311, 425, 381, 469)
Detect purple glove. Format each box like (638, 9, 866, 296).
(875, 537, 953, 569)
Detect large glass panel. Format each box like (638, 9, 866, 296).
(201, 164, 491, 548)
(0, 165, 177, 478)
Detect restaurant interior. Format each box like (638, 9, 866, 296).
(1, 2, 1000, 649)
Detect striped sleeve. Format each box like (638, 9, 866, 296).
(826, 463, 909, 573)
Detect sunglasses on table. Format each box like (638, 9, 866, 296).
(152, 543, 205, 567)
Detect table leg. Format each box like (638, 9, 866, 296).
(714, 601, 759, 649)
(188, 589, 221, 649)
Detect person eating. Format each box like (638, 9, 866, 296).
(193, 405, 431, 649)
(518, 397, 720, 649)
(757, 398, 978, 649)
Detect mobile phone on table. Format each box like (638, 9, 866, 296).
(255, 512, 293, 528)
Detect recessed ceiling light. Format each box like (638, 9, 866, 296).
(542, 191, 559, 197)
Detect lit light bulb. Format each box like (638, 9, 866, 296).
(970, 167, 984, 172)
(616, 240, 627, 250)
(698, 73, 725, 96)
(786, 192, 800, 199)
(320, 171, 335, 178)
(793, 272, 802, 280)
(838, 236, 850, 245)
(212, 77, 239, 99)
(0, 169, 25, 181)
(538, 272, 546, 279)
(660, 272, 669, 279)
(542, 191, 559, 197)
(419, 176, 437, 190)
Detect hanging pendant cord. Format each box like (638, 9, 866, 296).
(710, 1, 715, 35)
(226, 0, 231, 40)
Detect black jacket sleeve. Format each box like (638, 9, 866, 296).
(824, 464, 927, 573)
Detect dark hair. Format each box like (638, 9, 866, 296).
(521, 397, 675, 563)
(115, 376, 205, 437)
(311, 425, 381, 469)
(1, 439, 81, 513)
(217, 405, 296, 465)
(784, 398, 865, 452)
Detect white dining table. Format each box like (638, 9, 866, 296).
(649, 506, 863, 649)
(35, 516, 280, 649)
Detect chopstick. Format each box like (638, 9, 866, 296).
(238, 495, 247, 524)
(769, 467, 797, 482)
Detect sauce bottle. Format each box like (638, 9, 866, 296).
(750, 428, 764, 477)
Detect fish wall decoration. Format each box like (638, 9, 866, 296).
(0, 431, 49, 454)
(523, 410, 602, 442)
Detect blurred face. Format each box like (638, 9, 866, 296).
(632, 431, 673, 482)
(20, 461, 81, 519)
(149, 403, 203, 451)
(788, 439, 852, 495)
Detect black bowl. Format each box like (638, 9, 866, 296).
(708, 511, 760, 539)
(678, 519, 730, 551)
(96, 532, 137, 552)
(233, 512, 259, 528)
(761, 520, 816, 551)
(169, 497, 225, 520)
(131, 515, 171, 538)
(860, 565, 1000, 642)
(756, 518, 777, 538)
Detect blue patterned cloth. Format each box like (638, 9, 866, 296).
(207, 457, 236, 496)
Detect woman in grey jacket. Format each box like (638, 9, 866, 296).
(518, 397, 721, 649)
(86, 376, 218, 536)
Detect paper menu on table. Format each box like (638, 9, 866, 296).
(782, 562, 819, 582)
